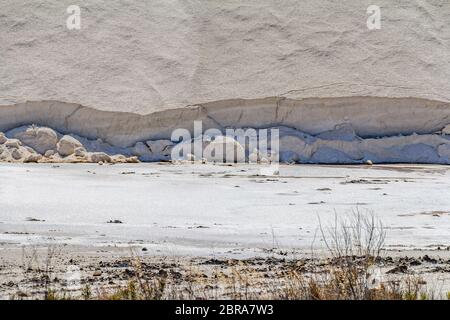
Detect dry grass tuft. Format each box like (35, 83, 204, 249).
(9, 210, 446, 300)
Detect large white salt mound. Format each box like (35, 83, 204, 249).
(1, 0, 450, 113)
(1, 1, 450, 164)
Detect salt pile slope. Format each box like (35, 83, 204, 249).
(1, 1, 450, 163)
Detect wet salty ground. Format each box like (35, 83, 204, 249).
(0, 162, 449, 255)
(0, 163, 449, 298)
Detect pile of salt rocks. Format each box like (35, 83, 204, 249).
(0, 126, 138, 164)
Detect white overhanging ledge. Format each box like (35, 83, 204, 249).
(1, 96, 450, 164)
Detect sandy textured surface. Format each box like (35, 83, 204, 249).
(1, 0, 450, 112)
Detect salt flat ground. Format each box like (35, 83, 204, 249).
(0, 163, 449, 258)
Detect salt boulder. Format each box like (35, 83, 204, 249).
(438, 144, 450, 159)
(24, 146, 35, 153)
(248, 149, 260, 163)
(186, 153, 196, 161)
(249, 148, 273, 163)
(280, 151, 299, 163)
(126, 156, 139, 163)
(7, 126, 57, 154)
(57, 135, 83, 157)
(11, 148, 23, 160)
(74, 147, 86, 157)
(0, 146, 10, 161)
(132, 141, 156, 161)
(44, 150, 55, 157)
(90, 152, 111, 163)
(6, 144, 41, 162)
(203, 136, 245, 163)
(24, 154, 42, 163)
(279, 136, 308, 156)
(132, 140, 175, 161)
(111, 154, 127, 163)
(132, 142, 151, 157)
